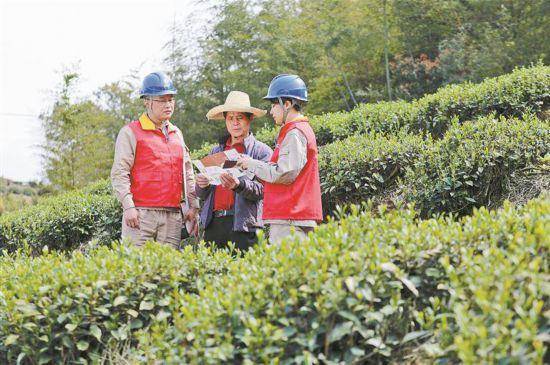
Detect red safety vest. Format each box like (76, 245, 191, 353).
(263, 118, 323, 221)
(128, 115, 183, 208)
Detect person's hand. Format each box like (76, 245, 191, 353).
(220, 172, 239, 190)
(183, 207, 198, 222)
(124, 207, 140, 228)
(236, 155, 253, 170)
(196, 173, 211, 188)
(183, 207, 199, 236)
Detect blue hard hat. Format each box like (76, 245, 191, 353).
(139, 71, 177, 98)
(263, 74, 308, 102)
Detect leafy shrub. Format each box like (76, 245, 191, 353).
(318, 130, 427, 213)
(402, 114, 550, 217)
(135, 199, 548, 364)
(0, 197, 546, 363)
(315, 63, 549, 143)
(0, 191, 121, 254)
(0, 243, 233, 364)
(436, 208, 549, 363)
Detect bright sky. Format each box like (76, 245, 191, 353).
(0, 0, 198, 182)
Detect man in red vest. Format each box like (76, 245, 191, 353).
(237, 74, 323, 244)
(110, 71, 199, 248)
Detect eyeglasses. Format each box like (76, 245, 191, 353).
(149, 97, 175, 105)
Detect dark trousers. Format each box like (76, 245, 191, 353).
(204, 216, 257, 251)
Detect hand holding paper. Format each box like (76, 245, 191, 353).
(236, 154, 253, 170)
(196, 173, 210, 188)
(219, 172, 240, 189)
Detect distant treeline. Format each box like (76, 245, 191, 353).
(39, 0, 549, 192)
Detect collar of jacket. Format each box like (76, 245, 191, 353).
(218, 133, 257, 154)
(243, 133, 257, 152)
(138, 113, 177, 132)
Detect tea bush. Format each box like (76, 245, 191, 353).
(319, 114, 548, 217)
(402, 114, 550, 217)
(318, 130, 427, 213)
(0, 243, 233, 364)
(437, 211, 549, 363)
(0, 190, 120, 254)
(134, 199, 548, 364)
(1, 199, 546, 363)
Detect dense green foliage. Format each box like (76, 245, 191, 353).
(402, 115, 550, 217)
(135, 199, 547, 364)
(321, 114, 548, 217)
(437, 214, 549, 363)
(171, 0, 549, 145)
(2, 198, 543, 363)
(316, 64, 549, 142)
(319, 130, 426, 213)
(0, 185, 120, 254)
(0, 244, 233, 364)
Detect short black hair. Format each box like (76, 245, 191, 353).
(269, 97, 306, 112)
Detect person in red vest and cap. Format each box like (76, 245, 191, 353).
(110, 71, 199, 248)
(237, 74, 323, 244)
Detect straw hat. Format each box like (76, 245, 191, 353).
(206, 91, 267, 120)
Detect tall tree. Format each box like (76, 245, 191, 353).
(41, 73, 114, 190)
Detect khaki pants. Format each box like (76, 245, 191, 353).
(122, 208, 182, 249)
(268, 224, 314, 245)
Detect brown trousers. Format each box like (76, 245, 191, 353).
(121, 208, 182, 248)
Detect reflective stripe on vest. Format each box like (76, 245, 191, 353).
(262, 119, 323, 221)
(128, 120, 183, 208)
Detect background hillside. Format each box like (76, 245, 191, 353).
(0, 177, 52, 216)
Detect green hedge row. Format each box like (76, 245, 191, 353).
(318, 130, 427, 213)
(2, 114, 547, 254)
(193, 64, 549, 158)
(319, 114, 549, 217)
(436, 209, 549, 363)
(0, 188, 120, 254)
(318, 63, 549, 142)
(1, 198, 546, 364)
(134, 198, 548, 364)
(0, 243, 233, 364)
(401, 114, 550, 217)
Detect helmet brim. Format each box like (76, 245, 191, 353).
(139, 89, 178, 98)
(263, 94, 308, 102)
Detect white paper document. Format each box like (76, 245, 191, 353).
(224, 148, 241, 161)
(192, 160, 244, 186)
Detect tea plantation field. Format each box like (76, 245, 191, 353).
(0, 66, 548, 364)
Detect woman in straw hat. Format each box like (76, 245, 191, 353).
(195, 91, 273, 250)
